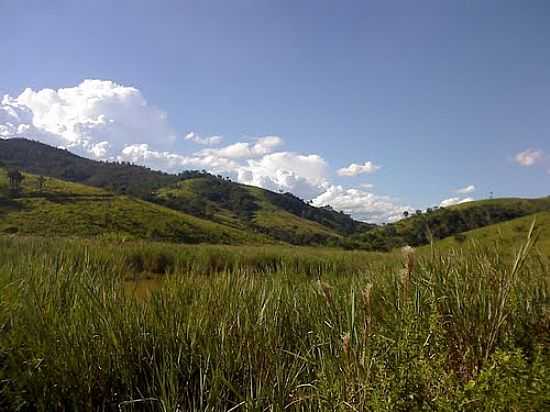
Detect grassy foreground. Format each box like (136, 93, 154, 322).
(0, 234, 548, 410)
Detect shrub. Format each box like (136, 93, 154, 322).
(125, 249, 174, 275)
(126, 250, 145, 273)
(454, 233, 467, 243)
(148, 251, 174, 274)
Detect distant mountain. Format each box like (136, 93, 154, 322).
(0, 138, 370, 244)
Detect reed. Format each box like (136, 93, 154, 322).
(0, 230, 548, 410)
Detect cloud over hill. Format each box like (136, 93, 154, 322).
(1, 79, 406, 223)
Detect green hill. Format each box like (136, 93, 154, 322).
(0, 138, 368, 244)
(2, 138, 548, 249)
(0, 169, 265, 244)
(431, 210, 550, 256)
(155, 175, 369, 244)
(352, 197, 550, 250)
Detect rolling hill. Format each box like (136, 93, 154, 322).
(350, 196, 550, 250)
(0, 138, 367, 244)
(1, 138, 549, 249)
(155, 174, 368, 243)
(430, 210, 550, 256)
(0, 169, 266, 244)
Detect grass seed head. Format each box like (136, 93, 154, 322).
(318, 280, 333, 305)
(342, 332, 351, 355)
(401, 245, 416, 275)
(361, 283, 373, 312)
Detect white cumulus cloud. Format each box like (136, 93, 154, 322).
(312, 185, 408, 223)
(455, 184, 476, 194)
(0, 95, 57, 141)
(1, 79, 412, 222)
(0, 79, 176, 158)
(198, 136, 283, 159)
(184, 132, 223, 146)
(440, 197, 474, 208)
(118, 144, 240, 173)
(337, 161, 381, 177)
(515, 148, 544, 167)
(238, 151, 329, 199)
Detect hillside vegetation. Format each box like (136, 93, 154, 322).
(430, 210, 550, 257)
(0, 169, 263, 244)
(0, 138, 180, 197)
(156, 176, 368, 244)
(352, 197, 550, 250)
(1, 138, 549, 249)
(0, 139, 364, 244)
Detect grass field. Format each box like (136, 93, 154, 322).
(0, 229, 548, 410)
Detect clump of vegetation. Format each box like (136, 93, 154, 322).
(454, 232, 467, 243)
(7, 169, 24, 196)
(126, 248, 175, 275)
(0, 227, 548, 410)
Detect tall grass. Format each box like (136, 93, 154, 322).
(0, 233, 548, 410)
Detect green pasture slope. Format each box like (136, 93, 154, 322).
(0, 138, 367, 245)
(156, 177, 349, 244)
(0, 169, 265, 244)
(430, 210, 550, 257)
(352, 196, 550, 250)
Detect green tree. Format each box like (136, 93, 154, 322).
(37, 176, 47, 192)
(7, 169, 24, 196)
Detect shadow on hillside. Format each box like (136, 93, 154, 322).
(0, 197, 25, 212)
(24, 193, 115, 204)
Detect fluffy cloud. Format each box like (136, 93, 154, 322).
(440, 197, 474, 208)
(1, 79, 410, 222)
(184, 132, 223, 146)
(118, 144, 240, 173)
(455, 184, 476, 194)
(0, 95, 56, 141)
(0, 79, 176, 158)
(515, 148, 544, 167)
(117, 143, 328, 198)
(312, 186, 408, 223)
(198, 136, 283, 159)
(238, 151, 329, 199)
(337, 161, 381, 177)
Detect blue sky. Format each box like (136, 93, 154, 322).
(1, 1, 549, 222)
